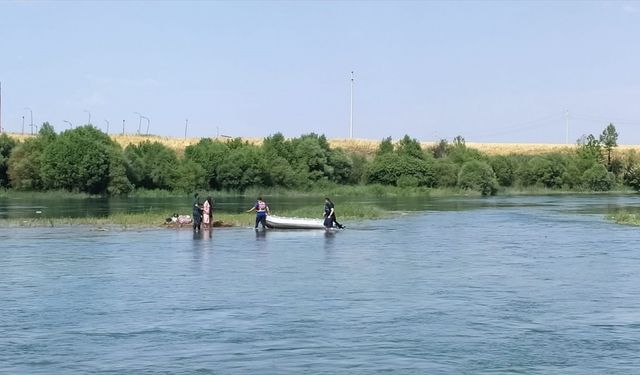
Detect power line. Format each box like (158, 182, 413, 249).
(571, 112, 640, 126)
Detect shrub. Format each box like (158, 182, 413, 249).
(366, 153, 436, 187)
(124, 141, 179, 190)
(0, 133, 17, 187)
(517, 154, 567, 188)
(458, 160, 498, 195)
(582, 164, 614, 191)
(434, 159, 459, 187)
(489, 155, 515, 187)
(40, 126, 122, 194)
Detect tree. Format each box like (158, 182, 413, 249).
(183, 138, 230, 189)
(489, 155, 516, 187)
(582, 164, 615, 191)
(599, 123, 618, 170)
(433, 159, 459, 187)
(376, 137, 394, 156)
(396, 135, 424, 159)
(0, 134, 17, 187)
(457, 160, 498, 195)
(430, 139, 450, 158)
(517, 154, 567, 189)
(7, 138, 47, 190)
(216, 147, 266, 191)
(366, 153, 436, 187)
(124, 141, 179, 190)
(40, 126, 118, 193)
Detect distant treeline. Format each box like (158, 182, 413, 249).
(1, 122, 639, 196)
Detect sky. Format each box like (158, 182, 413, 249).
(1, 0, 639, 143)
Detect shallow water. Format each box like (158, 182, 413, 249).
(2, 195, 640, 374)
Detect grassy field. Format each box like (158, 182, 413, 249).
(11, 131, 639, 157)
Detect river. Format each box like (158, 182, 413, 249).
(1, 195, 640, 374)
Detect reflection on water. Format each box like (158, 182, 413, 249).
(2, 196, 640, 373)
(3, 193, 640, 220)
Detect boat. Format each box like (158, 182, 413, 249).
(265, 215, 326, 230)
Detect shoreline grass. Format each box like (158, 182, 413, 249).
(610, 211, 640, 226)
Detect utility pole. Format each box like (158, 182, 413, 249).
(122, 119, 125, 135)
(104, 119, 110, 134)
(350, 71, 354, 139)
(134, 112, 142, 134)
(565, 109, 569, 144)
(25, 107, 33, 135)
(21, 116, 24, 135)
(84, 110, 91, 125)
(142, 116, 150, 135)
(184, 118, 188, 139)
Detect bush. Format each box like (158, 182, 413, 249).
(517, 154, 567, 188)
(434, 159, 459, 187)
(0, 134, 17, 187)
(183, 138, 230, 189)
(458, 160, 498, 195)
(489, 155, 516, 187)
(366, 153, 436, 187)
(582, 164, 615, 191)
(396, 175, 420, 188)
(124, 141, 179, 190)
(216, 147, 266, 191)
(40, 126, 122, 194)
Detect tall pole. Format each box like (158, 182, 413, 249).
(142, 116, 150, 135)
(184, 118, 188, 139)
(25, 107, 33, 135)
(350, 71, 354, 139)
(134, 112, 142, 134)
(104, 119, 110, 134)
(21, 116, 25, 135)
(565, 109, 569, 144)
(84, 110, 91, 125)
(122, 119, 125, 135)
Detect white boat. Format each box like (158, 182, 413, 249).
(265, 215, 326, 230)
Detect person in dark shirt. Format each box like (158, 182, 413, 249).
(192, 193, 203, 231)
(323, 197, 344, 229)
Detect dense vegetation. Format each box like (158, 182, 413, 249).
(1, 122, 638, 196)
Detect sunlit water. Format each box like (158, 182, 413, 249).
(2, 196, 640, 374)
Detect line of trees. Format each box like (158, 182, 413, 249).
(1, 122, 639, 196)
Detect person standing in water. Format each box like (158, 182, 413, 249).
(247, 196, 270, 229)
(323, 197, 345, 229)
(192, 193, 203, 231)
(203, 196, 213, 229)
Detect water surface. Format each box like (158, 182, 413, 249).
(2, 195, 640, 374)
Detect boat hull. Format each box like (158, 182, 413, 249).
(265, 215, 326, 230)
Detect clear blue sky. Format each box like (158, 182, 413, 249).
(1, 0, 639, 143)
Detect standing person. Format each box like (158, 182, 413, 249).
(324, 197, 345, 229)
(247, 196, 270, 229)
(192, 193, 203, 231)
(203, 196, 212, 229)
